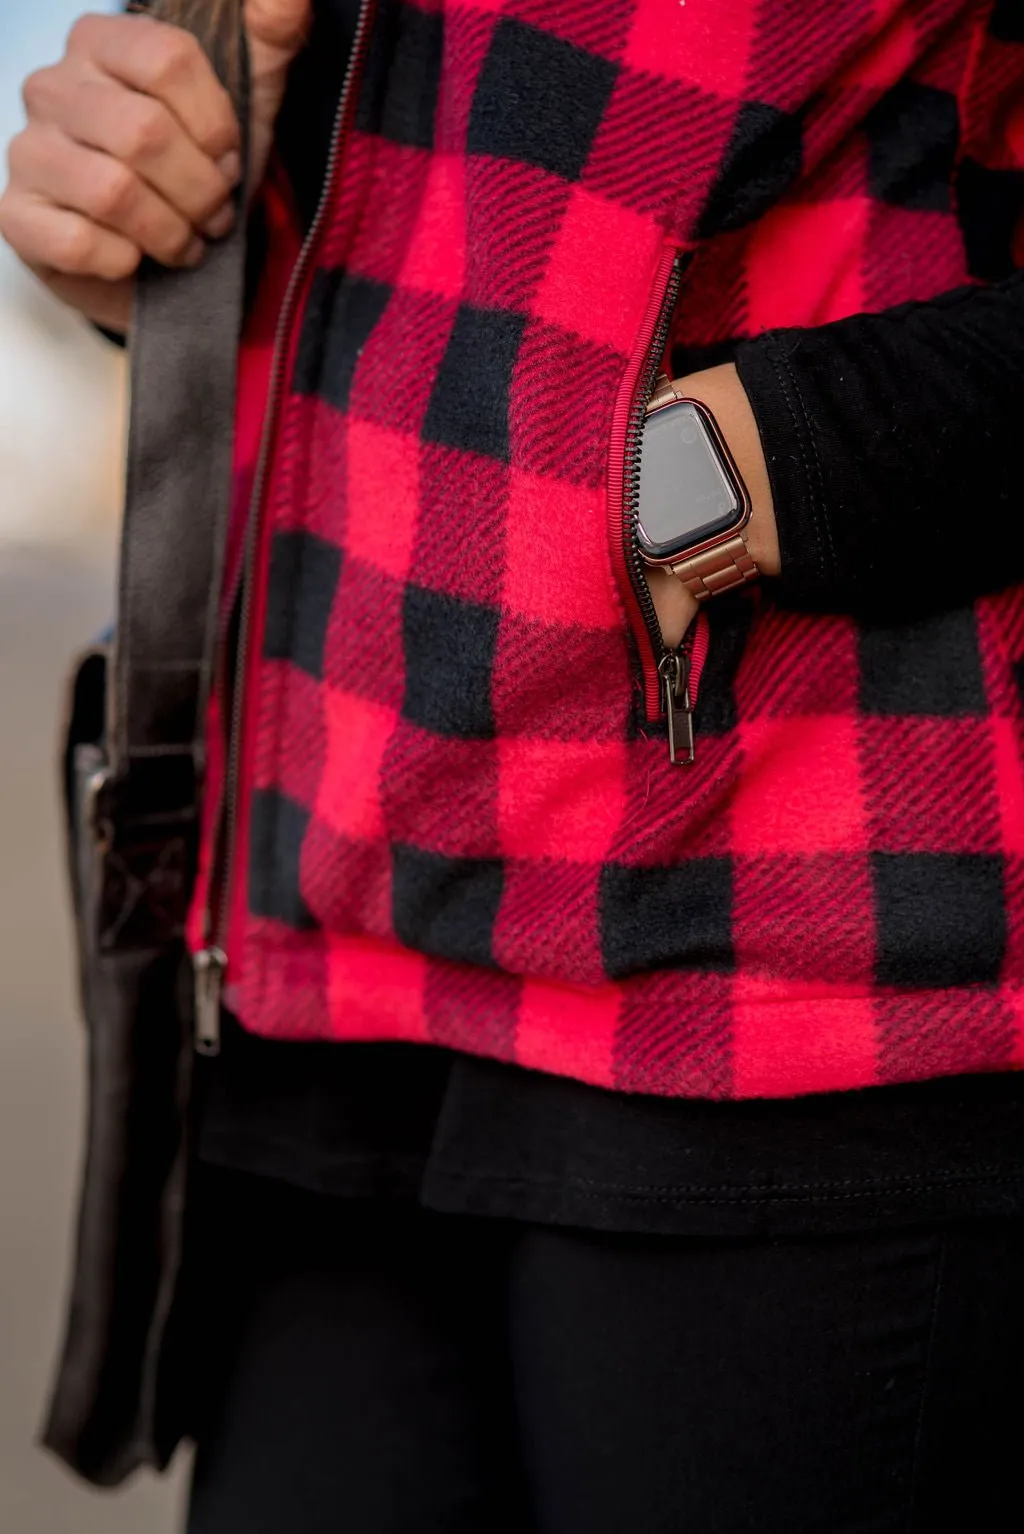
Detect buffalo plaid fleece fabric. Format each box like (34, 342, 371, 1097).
(187, 0, 1024, 1099)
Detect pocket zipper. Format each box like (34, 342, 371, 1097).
(608, 245, 709, 765)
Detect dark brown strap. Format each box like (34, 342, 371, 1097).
(111, 38, 248, 782)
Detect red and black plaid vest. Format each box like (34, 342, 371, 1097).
(188, 0, 1024, 1099)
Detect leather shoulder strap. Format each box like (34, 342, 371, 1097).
(111, 34, 248, 780)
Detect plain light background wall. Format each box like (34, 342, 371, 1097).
(1, 3, 185, 1529)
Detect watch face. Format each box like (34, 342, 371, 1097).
(636, 399, 745, 561)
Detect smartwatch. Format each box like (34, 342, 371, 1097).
(637, 374, 758, 601)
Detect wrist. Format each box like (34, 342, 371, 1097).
(670, 362, 780, 577)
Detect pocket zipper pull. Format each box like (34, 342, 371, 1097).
(193, 946, 227, 1057)
(659, 650, 695, 766)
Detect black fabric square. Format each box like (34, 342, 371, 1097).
(873, 852, 1006, 987)
(423, 305, 525, 461)
(248, 788, 318, 930)
(955, 157, 1024, 281)
(293, 270, 393, 409)
(356, 1, 444, 149)
(864, 80, 959, 211)
(263, 530, 342, 680)
(402, 585, 499, 739)
(392, 844, 504, 967)
(697, 101, 803, 236)
(599, 860, 734, 980)
(989, 0, 1024, 42)
(858, 609, 986, 716)
(467, 18, 618, 183)
(693, 598, 756, 736)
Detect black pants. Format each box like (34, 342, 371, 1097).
(183, 1169, 1024, 1534)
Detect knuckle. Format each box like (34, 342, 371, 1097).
(123, 98, 172, 162)
(54, 218, 97, 273)
(97, 240, 139, 282)
(66, 13, 104, 55)
(21, 66, 55, 117)
(0, 191, 17, 246)
(90, 161, 138, 223)
(5, 129, 31, 181)
(151, 218, 192, 263)
(147, 28, 202, 91)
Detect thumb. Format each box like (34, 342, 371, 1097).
(241, 0, 312, 187)
(243, 0, 312, 80)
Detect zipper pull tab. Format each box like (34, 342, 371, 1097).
(659, 650, 695, 766)
(193, 946, 227, 1057)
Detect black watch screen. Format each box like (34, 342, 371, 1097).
(636, 399, 746, 562)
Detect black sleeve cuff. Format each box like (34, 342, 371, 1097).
(734, 331, 840, 610)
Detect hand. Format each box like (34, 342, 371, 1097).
(644, 363, 780, 648)
(0, 1, 311, 334)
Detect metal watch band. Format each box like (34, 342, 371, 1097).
(669, 533, 758, 601)
(647, 375, 759, 602)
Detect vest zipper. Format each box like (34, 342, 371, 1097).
(193, 0, 377, 1057)
(608, 245, 709, 765)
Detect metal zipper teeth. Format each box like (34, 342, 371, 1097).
(203, 0, 377, 961)
(623, 251, 686, 682)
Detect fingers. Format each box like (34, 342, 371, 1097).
(7, 123, 205, 268)
(0, 189, 140, 282)
(64, 13, 240, 164)
(23, 60, 238, 239)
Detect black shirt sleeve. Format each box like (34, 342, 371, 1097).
(734, 270, 1024, 619)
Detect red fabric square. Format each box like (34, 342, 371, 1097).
(424, 959, 521, 1058)
(253, 663, 324, 806)
(733, 609, 860, 719)
(745, 197, 871, 331)
(732, 717, 866, 854)
(733, 853, 875, 986)
(326, 936, 430, 1043)
(498, 738, 627, 861)
(350, 290, 459, 437)
(462, 158, 573, 312)
(511, 322, 625, 487)
(398, 153, 467, 299)
(347, 142, 432, 287)
(624, 0, 753, 94)
(239, 925, 330, 1038)
(993, 720, 1024, 856)
(732, 978, 878, 1097)
(302, 819, 394, 941)
(606, 732, 741, 865)
(534, 189, 660, 351)
(583, 72, 736, 231)
(514, 977, 621, 1088)
(614, 970, 735, 1098)
(381, 723, 501, 860)
(877, 989, 1018, 1084)
(275, 397, 348, 543)
(502, 470, 620, 629)
(1010, 987, 1024, 1069)
(492, 859, 605, 986)
(505, 0, 639, 61)
(861, 205, 967, 311)
(344, 421, 420, 582)
(323, 558, 405, 710)
(861, 718, 1002, 855)
(492, 614, 632, 743)
(412, 444, 509, 606)
(317, 687, 393, 841)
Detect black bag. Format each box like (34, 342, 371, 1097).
(41, 49, 248, 1487)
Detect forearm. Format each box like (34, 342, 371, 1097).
(730, 270, 1024, 618)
